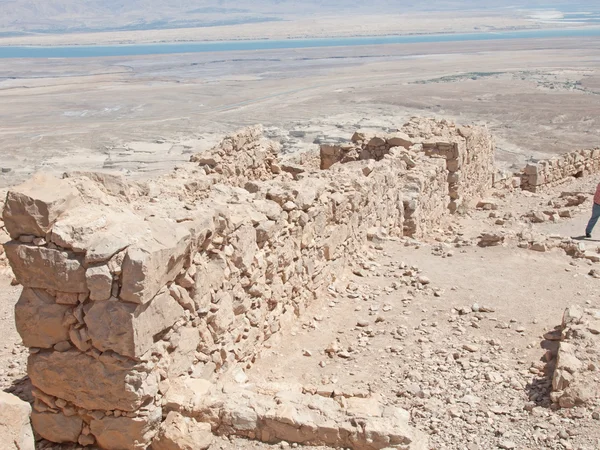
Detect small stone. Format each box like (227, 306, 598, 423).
(463, 344, 480, 353)
(53, 341, 72, 352)
(417, 276, 430, 285)
(78, 434, 96, 446)
(357, 320, 369, 327)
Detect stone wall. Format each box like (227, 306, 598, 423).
(320, 117, 496, 213)
(549, 306, 600, 409)
(520, 148, 600, 192)
(2, 121, 495, 449)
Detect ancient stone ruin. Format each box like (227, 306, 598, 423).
(320, 117, 495, 213)
(549, 306, 600, 409)
(520, 148, 600, 192)
(2, 118, 497, 449)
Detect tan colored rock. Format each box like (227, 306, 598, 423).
(28, 351, 158, 412)
(386, 132, 414, 149)
(49, 206, 149, 265)
(152, 412, 213, 450)
(90, 406, 161, 450)
(120, 218, 191, 304)
(478, 232, 505, 247)
(31, 411, 82, 444)
(189, 386, 428, 450)
(164, 378, 214, 414)
(55, 292, 79, 305)
(86, 264, 113, 301)
(193, 256, 226, 303)
(85, 291, 184, 358)
(168, 326, 201, 377)
(2, 173, 80, 239)
(15, 288, 71, 348)
(63, 171, 132, 200)
(0, 391, 35, 450)
(4, 243, 87, 293)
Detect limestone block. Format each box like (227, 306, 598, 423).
(168, 326, 201, 377)
(208, 292, 234, 335)
(230, 224, 257, 273)
(5, 243, 87, 293)
(90, 406, 161, 450)
(386, 132, 414, 149)
(2, 173, 80, 239)
(323, 225, 348, 261)
(15, 288, 71, 349)
(63, 171, 132, 200)
(169, 285, 195, 312)
(164, 378, 214, 414)
(0, 391, 35, 450)
(86, 265, 113, 301)
(320, 145, 342, 170)
(152, 412, 213, 450)
(256, 220, 278, 245)
(193, 256, 227, 302)
(28, 351, 158, 412)
(85, 291, 184, 358)
(252, 199, 283, 221)
(120, 218, 191, 304)
(196, 386, 429, 450)
(31, 411, 82, 444)
(49, 206, 149, 264)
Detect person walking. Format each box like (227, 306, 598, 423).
(586, 181, 600, 238)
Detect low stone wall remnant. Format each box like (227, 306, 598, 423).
(520, 148, 600, 192)
(2, 119, 495, 449)
(549, 306, 600, 409)
(320, 117, 496, 213)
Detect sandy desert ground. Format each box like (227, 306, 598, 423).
(2, 36, 600, 190)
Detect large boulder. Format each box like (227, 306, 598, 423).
(49, 205, 150, 265)
(84, 291, 184, 358)
(4, 243, 87, 293)
(0, 392, 35, 450)
(152, 412, 213, 450)
(15, 288, 71, 348)
(2, 173, 80, 239)
(120, 218, 191, 304)
(90, 406, 161, 450)
(31, 411, 82, 444)
(28, 351, 158, 412)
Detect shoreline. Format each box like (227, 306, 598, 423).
(1, 24, 599, 52)
(0, 12, 589, 48)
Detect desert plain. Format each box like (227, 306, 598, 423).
(2, 35, 600, 188)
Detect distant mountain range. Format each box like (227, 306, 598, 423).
(0, 1, 598, 34)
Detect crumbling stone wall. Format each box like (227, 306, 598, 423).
(549, 306, 600, 409)
(320, 117, 495, 213)
(3, 122, 494, 449)
(520, 148, 600, 192)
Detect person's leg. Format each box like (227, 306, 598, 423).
(586, 203, 600, 236)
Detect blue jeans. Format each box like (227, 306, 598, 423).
(586, 203, 600, 235)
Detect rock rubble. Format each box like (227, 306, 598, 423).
(1, 119, 497, 448)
